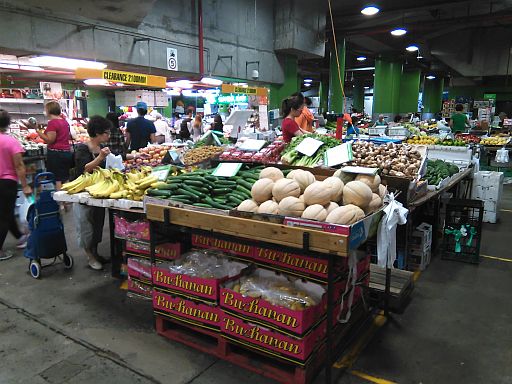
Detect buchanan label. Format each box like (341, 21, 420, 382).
(192, 235, 254, 258)
(254, 247, 328, 278)
(222, 291, 299, 328)
(102, 70, 148, 85)
(153, 292, 219, 326)
(152, 268, 215, 298)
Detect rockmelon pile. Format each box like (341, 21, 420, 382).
(237, 167, 387, 225)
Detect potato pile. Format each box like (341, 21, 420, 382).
(183, 146, 224, 165)
(231, 275, 320, 311)
(237, 166, 387, 225)
(350, 142, 423, 179)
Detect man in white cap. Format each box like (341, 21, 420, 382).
(154, 113, 171, 143)
(126, 101, 156, 151)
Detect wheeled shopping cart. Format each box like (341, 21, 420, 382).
(24, 172, 73, 278)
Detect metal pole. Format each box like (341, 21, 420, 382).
(198, 0, 204, 75)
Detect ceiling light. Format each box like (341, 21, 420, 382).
(361, 6, 380, 16)
(356, 56, 367, 62)
(201, 77, 223, 86)
(348, 66, 375, 71)
(0, 63, 20, 70)
(30, 56, 106, 70)
(83, 78, 109, 86)
(19, 65, 44, 71)
(167, 80, 194, 89)
(364, 86, 370, 89)
(406, 45, 419, 52)
(304, 78, 313, 83)
(391, 28, 407, 36)
(426, 75, 436, 80)
(304, 83, 311, 87)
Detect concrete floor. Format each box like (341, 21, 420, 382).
(1, 188, 512, 384)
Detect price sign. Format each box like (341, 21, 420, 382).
(295, 137, 324, 157)
(324, 143, 353, 167)
(151, 165, 171, 181)
(212, 163, 242, 177)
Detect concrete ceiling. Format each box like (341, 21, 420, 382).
(1, 0, 157, 28)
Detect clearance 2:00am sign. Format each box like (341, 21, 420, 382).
(102, 70, 148, 85)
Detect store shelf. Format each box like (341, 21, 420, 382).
(0, 98, 44, 104)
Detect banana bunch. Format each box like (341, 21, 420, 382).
(61, 167, 156, 201)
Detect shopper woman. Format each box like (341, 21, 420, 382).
(210, 114, 224, 134)
(73, 116, 112, 270)
(37, 101, 72, 190)
(281, 95, 306, 143)
(192, 115, 203, 141)
(0, 110, 31, 260)
(105, 112, 126, 157)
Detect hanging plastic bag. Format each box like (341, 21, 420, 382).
(105, 153, 125, 170)
(495, 148, 509, 163)
(18, 194, 34, 226)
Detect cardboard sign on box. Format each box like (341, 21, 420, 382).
(127, 276, 152, 298)
(127, 257, 152, 282)
(221, 312, 326, 365)
(153, 289, 222, 331)
(191, 234, 255, 260)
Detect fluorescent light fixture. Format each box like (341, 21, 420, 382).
(30, 56, 106, 70)
(201, 77, 223, 86)
(164, 88, 181, 96)
(356, 56, 367, 61)
(182, 89, 202, 97)
(115, 83, 125, 87)
(84, 78, 109, 86)
(303, 78, 313, 83)
(19, 65, 43, 71)
(167, 80, 194, 89)
(0, 63, 20, 70)
(426, 75, 436, 80)
(391, 28, 407, 36)
(406, 45, 419, 52)
(348, 66, 375, 71)
(364, 86, 370, 89)
(304, 83, 311, 87)
(361, 6, 380, 16)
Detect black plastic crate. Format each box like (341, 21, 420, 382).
(441, 199, 483, 264)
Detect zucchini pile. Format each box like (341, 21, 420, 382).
(146, 165, 263, 210)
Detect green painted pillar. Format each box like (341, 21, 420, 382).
(328, 40, 346, 113)
(87, 89, 109, 117)
(399, 70, 421, 114)
(373, 59, 402, 117)
(352, 78, 365, 112)
(423, 78, 445, 114)
(269, 55, 299, 110)
(319, 77, 329, 114)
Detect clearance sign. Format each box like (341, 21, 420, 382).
(221, 84, 268, 97)
(75, 68, 167, 88)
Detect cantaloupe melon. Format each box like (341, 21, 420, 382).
(342, 181, 373, 209)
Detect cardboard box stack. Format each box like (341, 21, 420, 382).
(471, 171, 504, 223)
(409, 223, 433, 271)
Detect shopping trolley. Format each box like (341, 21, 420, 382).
(24, 172, 73, 278)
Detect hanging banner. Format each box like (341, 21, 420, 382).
(221, 84, 268, 97)
(75, 68, 167, 88)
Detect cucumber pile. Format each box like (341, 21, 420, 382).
(146, 165, 263, 210)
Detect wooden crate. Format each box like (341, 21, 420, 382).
(146, 204, 349, 257)
(369, 264, 414, 312)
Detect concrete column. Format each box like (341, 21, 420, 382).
(352, 78, 365, 113)
(373, 58, 402, 118)
(423, 78, 445, 114)
(399, 70, 421, 114)
(269, 55, 300, 110)
(328, 40, 346, 114)
(87, 89, 109, 117)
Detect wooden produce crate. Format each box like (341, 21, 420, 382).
(146, 205, 350, 257)
(369, 264, 414, 313)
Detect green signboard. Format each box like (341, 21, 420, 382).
(483, 93, 497, 101)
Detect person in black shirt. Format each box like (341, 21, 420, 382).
(126, 102, 156, 151)
(179, 110, 193, 140)
(211, 114, 224, 134)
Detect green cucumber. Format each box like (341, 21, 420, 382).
(147, 189, 172, 197)
(183, 180, 205, 187)
(182, 185, 206, 199)
(192, 203, 213, 208)
(230, 192, 248, 201)
(205, 197, 232, 210)
(204, 176, 218, 182)
(213, 188, 233, 195)
(236, 179, 254, 190)
(174, 189, 199, 201)
(235, 185, 252, 196)
(227, 195, 244, 205)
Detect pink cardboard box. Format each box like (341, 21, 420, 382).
(114, 216, 150, 241)
(127, 276, 152, 298)
(126, 241, 150, 255)
(191, 234, 255, 260)
(252, 246, 329, 282)
(127, 257, 152, 282)
(221, 312, 325, 365)
(153, 289, 222, 331)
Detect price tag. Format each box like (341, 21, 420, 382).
(295, 137, 324, 157)
(324, 143, 353, 167)
(168, 150, 180, 162)
(341, 166, 379, 175)
(212, 162, 242, 177)
(151, 165, 171, 181)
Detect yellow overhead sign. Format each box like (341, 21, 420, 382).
(221, 84, 268, 97)
(75, 68, 167, 88)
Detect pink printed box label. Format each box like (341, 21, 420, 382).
(127, 257, 152, 281)
(153, 290, 221, 329)
(191, 234, 255, 259)
(114, 216, 150, 241)
(221, 312, 325, 364)
(127, 276, 152, 298)
(220, 288, 324, 336)
(152, 266, 229, 302)
(253, 246, 329, 281)
(126, 241, 150, 255)
(156, 243, 182, 260)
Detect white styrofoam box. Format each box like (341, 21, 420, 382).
(409, 246, 431, 271)
(472, 185, 502, 202)
(483, 200, 498, 213)
(483, 210, 498, 224)
(415, 223, 433, 246)
(427, 145, 472, 163)
(473, 171, 504, 188)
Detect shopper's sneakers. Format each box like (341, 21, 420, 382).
(88, 258, 103, 271)
(0, 250, 14, 261)
(16, 234, 29, 249)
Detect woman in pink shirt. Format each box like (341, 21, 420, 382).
(0, 110, 32, 260)
(37, 101, 72, 190)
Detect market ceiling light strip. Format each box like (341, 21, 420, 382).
(327, 0, 346, 112)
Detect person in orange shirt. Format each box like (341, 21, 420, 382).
(295, 97, 314, 132)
